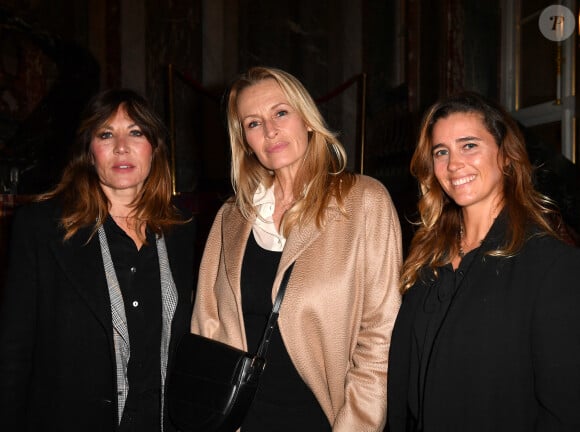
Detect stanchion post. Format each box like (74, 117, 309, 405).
(356, 72, 367, 174)
(167, 64, 178, 196)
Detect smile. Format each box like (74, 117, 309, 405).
(451, 175, 476, 186)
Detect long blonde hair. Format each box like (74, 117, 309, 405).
(401, 92, 560, 292)
(226, 66, 355, 235)
(39, 88, 187, 242)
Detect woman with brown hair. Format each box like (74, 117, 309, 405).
(387, 92, 580, 431)
(191, 66, 402, 431)
(0, 89, 196, 432)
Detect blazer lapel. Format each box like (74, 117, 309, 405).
(49, 227, 112, 330)
(164, 228, 186, 296)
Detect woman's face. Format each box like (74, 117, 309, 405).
(431, 112, 504, 214)
(237, 79, 311, 178)
(90, 107, 153, 200)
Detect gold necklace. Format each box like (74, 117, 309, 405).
(110, 214, 144, 220)
(458, 225, 483, 258)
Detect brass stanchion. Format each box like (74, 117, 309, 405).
(357, 73, 367, 174)
(167, 64, 177, 196)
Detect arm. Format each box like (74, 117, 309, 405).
(532, 242, 580, 430)
(334, 182, 403, 431)
(0, 205, 40, 428)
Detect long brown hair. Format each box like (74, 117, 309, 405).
(39, 88, 186, 241)
(401, 92, 560, 292)
(226, 66, 355, 235)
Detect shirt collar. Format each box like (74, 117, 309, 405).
(252, 182, 286, 251)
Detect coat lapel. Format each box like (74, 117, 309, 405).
(279, 221, 322, 271)
(219, 202, 340, 300)
(49, 227, 112, 331)
(278, 205, 341, 277)
(221, 205, 253, 298)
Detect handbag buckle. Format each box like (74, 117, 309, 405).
(243, 356, 266, 384)
(250, 356, 266, 373)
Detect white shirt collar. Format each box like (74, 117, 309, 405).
(252, 182, 286, 251)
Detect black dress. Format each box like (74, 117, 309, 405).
(240, 232, 331, 431)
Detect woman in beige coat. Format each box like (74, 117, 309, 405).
(191, 66, 402, 431)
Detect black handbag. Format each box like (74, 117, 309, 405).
(167, 263, 295, 432)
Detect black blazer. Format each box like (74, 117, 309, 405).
(0, 199, 196, 432)
(387, 217, 580, 432)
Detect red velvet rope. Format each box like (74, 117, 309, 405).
(314, 74, 363, 103)
(172, 68, 221, 101)
(170, 66, 363, 104)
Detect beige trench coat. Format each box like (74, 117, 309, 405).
(191, 174, 402, 431)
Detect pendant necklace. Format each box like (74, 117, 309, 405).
(458, 224, 483, 258)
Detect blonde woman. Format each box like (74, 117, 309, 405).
(191, 67, 402, 431)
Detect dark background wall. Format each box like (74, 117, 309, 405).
(1, 0, 578, 274)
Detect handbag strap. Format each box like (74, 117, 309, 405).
(254, 262, 295, 359)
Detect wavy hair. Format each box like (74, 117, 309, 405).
(226, 66, 355, 235)
(401, 92, 560, 292)
(39, 88, 186, 242)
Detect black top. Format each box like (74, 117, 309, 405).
(387, 214, 580, 432)
(0, 198, 195, 432)
(406, 248, 479, 431)
(105, 217, 162, 432)
(240, 232, 330, 431)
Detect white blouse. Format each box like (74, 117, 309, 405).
(251, 183, 286, 252)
